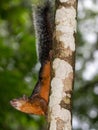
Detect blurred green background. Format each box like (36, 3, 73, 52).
(0, 0, 98, 130)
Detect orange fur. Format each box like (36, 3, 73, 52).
(10, 61, 51, 115)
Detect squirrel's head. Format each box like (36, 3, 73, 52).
(10, 95, 47, 115)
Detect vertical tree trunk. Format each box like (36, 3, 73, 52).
(48, 0, 78, 130)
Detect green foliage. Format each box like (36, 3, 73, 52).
(0, 0, 46, 130)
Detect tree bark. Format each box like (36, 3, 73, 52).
(48, 0, 78, 130)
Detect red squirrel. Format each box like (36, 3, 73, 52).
(10, 0, 53, 116)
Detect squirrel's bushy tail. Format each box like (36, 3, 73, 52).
(33, 0, 53, 64)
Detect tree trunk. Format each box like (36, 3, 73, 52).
(48, 0, 78, 130)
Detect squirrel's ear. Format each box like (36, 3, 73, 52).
(10, 95, 47, 115)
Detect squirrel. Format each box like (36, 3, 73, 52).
(10, 0, 54, 116)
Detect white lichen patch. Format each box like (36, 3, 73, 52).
(60, 0, 75, 4)
(51, 77, 64, 98)
(49, 77, 64, 107)
(56, 7, 76, 31)
(53, 58, 73, 79)
(67, 0, 76, 4)
(55, 6, 76, 51)
(60, 0, 68, 3)
(49, 105, 71, 130)
(60, 34, 75, 50)
(49, 58, 72, 130)
(50, 120, 56, 130)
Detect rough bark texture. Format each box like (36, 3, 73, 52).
(48, 0, 77, 130)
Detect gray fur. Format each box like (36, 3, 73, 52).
(32, 0, 54, 64)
